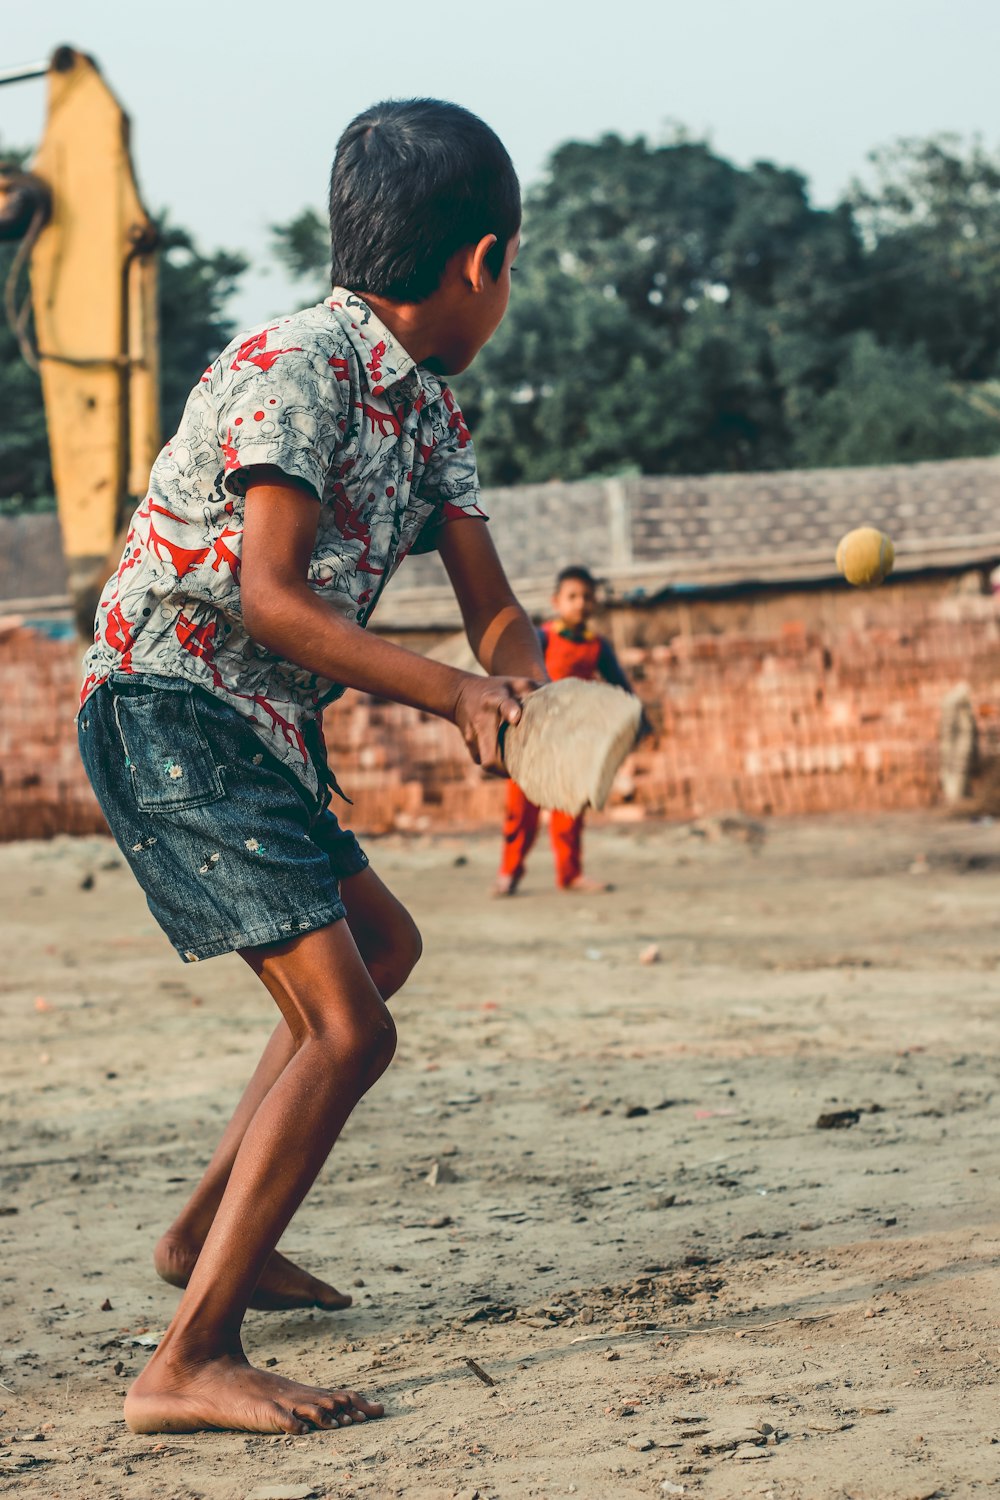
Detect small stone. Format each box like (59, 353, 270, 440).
(625, 1105, 649, 1118)
(425, 1160, 459, 1186)
(639, 943, 661, 965)
(247, 1487, 319, 1500)
(627, 1435, 655, 1451)
(352, 1277, 365, 1288)
(100, 1298, 112, 1312)
(264, 1356, 279, 1367)
(604, 1349, 620, 1361)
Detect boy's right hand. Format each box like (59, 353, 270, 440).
(453, 675, 540, 774)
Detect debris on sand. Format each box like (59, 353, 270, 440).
(463, 1355, 496, 1387)
(247, 1486, 320, 1500)
(815, 1108, 862, 1129)
(425, 1159, 460, 1186)
(687, 813, 767, 850)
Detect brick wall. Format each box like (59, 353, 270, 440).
(4, 579, 1000, 840)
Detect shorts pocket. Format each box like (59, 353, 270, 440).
(111, 679, 225, 813)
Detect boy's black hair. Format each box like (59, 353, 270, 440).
(329, 99, 521, 302)
(555, 565, 599, 591)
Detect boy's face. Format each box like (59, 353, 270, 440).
(432, 231, 520, 375)
(553, 578, 596, 629)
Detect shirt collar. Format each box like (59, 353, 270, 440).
(552, 617, 595, 641)
(326, 288, 420, 397)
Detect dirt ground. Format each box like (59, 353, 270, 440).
(2, 814, 999, 1500)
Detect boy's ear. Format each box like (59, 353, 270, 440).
(467, 234, 498, 291)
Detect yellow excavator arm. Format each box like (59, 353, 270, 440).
(0, 45, 160, 629)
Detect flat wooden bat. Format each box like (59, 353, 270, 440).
(500, 678, 642, 815)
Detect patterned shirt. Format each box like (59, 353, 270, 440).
(80, 291, 486, 795)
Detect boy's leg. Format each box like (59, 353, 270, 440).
(494, 781, 540, 895)
(155, 868, 420, 1310)
(550, 809, 607, 892)
(125, 916, 395, 1434)
(550, 808, 584, 887)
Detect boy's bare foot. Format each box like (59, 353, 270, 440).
(491, 872, 521, 897)
(154, 1232, 352, 1312)
(124, 1348, 383, 1434)
(561, 875, 611, 894)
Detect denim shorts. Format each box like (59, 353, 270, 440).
(78, 673, 368, 963)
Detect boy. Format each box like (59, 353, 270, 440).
(494, 565, 637, 896)
(77, 99, 546, 1435)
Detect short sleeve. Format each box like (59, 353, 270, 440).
(409, 385, 488, 555)
(214, 336, 348, 499)
(597, 636, 633, 692)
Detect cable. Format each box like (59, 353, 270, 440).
(3, 201, 46, 372)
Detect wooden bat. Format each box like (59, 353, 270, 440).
(500, 678, 642, 815)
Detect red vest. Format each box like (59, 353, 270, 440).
(541, 620, 603, 682)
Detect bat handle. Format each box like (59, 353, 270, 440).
(496, 719, 510, 770)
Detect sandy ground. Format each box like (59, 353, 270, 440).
(1, 814, 999, 1500)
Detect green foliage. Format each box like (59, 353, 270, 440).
(452, 135, 868, 481)
(849, 136, 1000, 380)
(793, 333, 1000, 468)
(158, 221, 248, 432)
(270, 206, 329, 302)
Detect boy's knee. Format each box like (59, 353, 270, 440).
(398, 915, 423, 981)
(370, 913, 422, 999)
(342, 1006, 397, 1083)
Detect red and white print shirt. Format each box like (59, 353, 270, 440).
(80, 291, 486, 794)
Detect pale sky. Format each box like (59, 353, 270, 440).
(4, 0, 1000, 327)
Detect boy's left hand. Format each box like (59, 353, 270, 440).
(453, 674, 541, 774)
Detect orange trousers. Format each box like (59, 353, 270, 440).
(500, 780, 584, 888)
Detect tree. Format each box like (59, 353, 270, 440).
(158, 222, 248, 432)
(271, 206, 329, 304)
(850, 135, 1000, 381)
(793, 333, 1000, 468)
(453, 134, 868, 481)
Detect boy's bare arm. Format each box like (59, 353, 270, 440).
(437, 519, 548, 683)
(240, 474, 533, 769)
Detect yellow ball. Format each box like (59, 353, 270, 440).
(835, 526, 895, 588)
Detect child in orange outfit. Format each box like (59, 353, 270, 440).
(494, 565, 638, 895)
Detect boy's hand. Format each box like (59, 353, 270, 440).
(453, 675, 541, 773)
